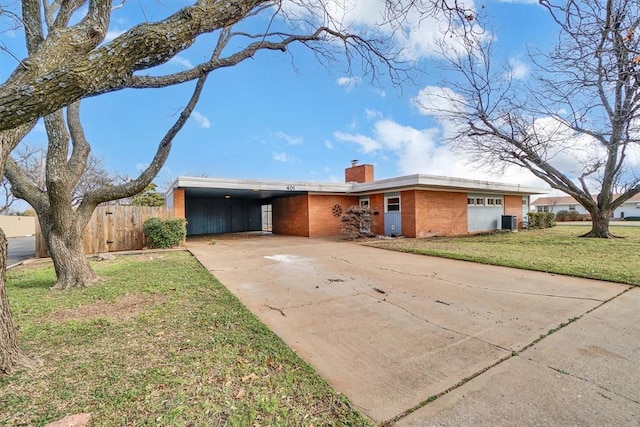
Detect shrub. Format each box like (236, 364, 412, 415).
(341, 206, 375, 240)
(567, 210, 581, 221)
(555, 210, 569, 221)
(143, 217, 187, 248)
(527, 212, 555, 229)
(624, 216, 640, 221)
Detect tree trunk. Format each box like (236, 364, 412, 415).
(581, 209, 616, 238)
(0, 229, 39, 376)
(46, 222, 96, 290)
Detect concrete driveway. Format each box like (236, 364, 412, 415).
(187, 235, 639, 425)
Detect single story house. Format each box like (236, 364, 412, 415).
(531, 194, 640, 219)
(166, 162, 543, 238)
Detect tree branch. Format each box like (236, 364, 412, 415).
(78, 71, 210, 217)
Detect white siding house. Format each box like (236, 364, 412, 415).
(531, 194, 640, 219)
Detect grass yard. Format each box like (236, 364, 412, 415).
(1, 251, 371, 426)
(366, 225, 640, 286)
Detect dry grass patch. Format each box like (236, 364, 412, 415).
(45, 292, 165, 323)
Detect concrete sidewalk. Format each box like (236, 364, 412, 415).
(187, 235, 639, 425)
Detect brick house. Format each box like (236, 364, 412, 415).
(166, 162, 542, 238)
(531, 194, 640, 220)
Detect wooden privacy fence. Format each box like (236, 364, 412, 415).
(36, 206, 174, 258)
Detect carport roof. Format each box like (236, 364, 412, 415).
(168, 174, 545, 200)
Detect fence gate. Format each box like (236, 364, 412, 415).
(36, 206, 174, 258)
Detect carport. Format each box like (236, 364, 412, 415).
(166, 177, 352, 236)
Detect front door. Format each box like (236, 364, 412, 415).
(384, 193, 402, 236)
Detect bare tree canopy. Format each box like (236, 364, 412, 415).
(417, 0, 640, 238)
(1, 142, 115, 210)
(0, 0, 475, 133)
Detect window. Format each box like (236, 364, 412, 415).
(475, 198, 485, 206)
(487, 198, 495, 206)
(569, 206, 576, 211)
(467, 197, 475, 206)
(537, 206, 550, 213)
(386, 197, 400, 212)
(522, 198, 528, 206)
(359, 198, 370, 209)
(495, 198, 503, 206)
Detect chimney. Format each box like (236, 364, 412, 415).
(345, 161, 374, 183)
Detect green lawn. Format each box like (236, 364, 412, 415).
(1, 251, 371, 426)
(366, 225, 640, 286)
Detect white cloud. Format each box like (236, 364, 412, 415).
(335, 115, 549, 189)
(507, 58, 530, 80)
(364, 108, 383, 120)
(283, 0, 483, 62)
(191, 111, 211, 129)
(273, 152, 294, 162)
(275, 131, 303, 145)
(169, 56, 194, 69)
(337, 76, 361, 91)
(334, 131, 382, 153)
(413, 85, 467, 139)
(324, 140, 334, 149)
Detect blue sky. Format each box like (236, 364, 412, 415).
(2, 0, 558, 194)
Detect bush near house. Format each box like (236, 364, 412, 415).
(555, 210, 585, 222)
(341, 206, 375, 240)
(624, 216, 640, 221)
(142, 217, 187, 248)
(528, 212, 555, 229)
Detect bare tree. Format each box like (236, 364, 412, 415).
(419, 0, 640, 238)
(7, 79, 206, 290)
(0, 145, 41, 214)
(1, 143, 114, 213)
(0, 0, 475, 377)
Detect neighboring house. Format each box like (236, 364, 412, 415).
(531, 194, 640, 219)
(166, 162, 543, 238)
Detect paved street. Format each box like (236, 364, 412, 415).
(7, 236, 36, 267)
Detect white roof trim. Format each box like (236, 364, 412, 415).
(170, 174, 545, 196)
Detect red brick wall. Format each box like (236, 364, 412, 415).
(308, 195, 359, 237)
(272, 195, 310, 236)
(345, 164, 374, 183)
(401, 190, 417, 238)
(173, 189, 185, 219)
(504, 195, 524, 228)
(414, 190, 468, 237)
(368, 194, 384, 235)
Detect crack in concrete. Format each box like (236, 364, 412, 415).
(384, 286, 636, 425)
(542, 364, 640, 406)
(366, 293, 513, 354)
(329, 255, 611, 302)
(371, 265, 609, 302)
